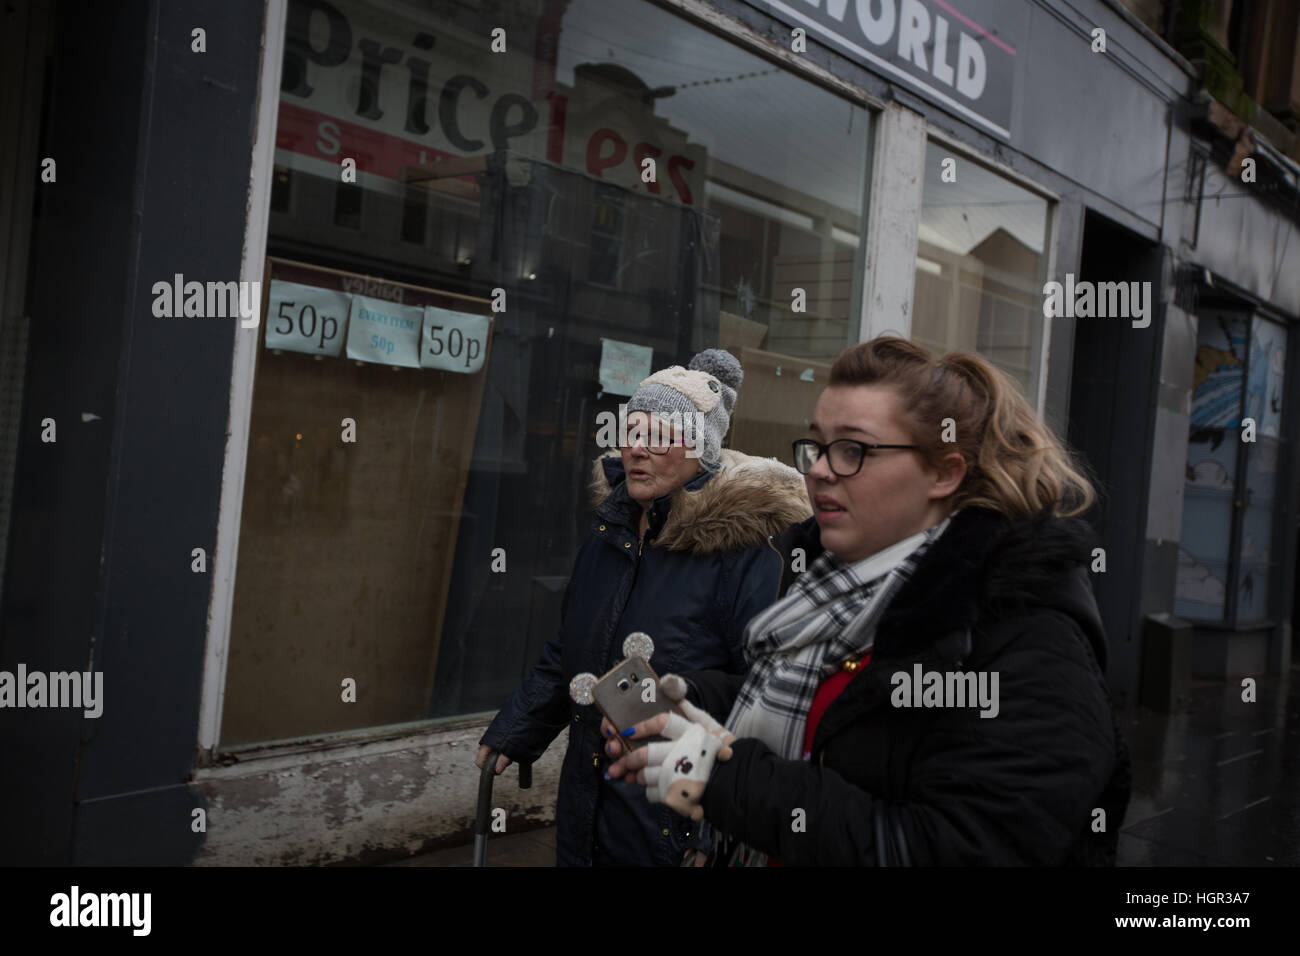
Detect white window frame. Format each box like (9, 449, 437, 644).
(198, 0, 287, 756)
(858, 103, 927, 344)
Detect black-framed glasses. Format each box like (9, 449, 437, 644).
(620, 436, 691, 455)
(791, 438, 919, 477)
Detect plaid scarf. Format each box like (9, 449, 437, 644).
(717, 515, 953, 866)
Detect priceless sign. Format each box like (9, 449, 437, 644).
(275, 0, 706, 204)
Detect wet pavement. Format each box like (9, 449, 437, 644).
(1117, 668, 1299, 866)
(390, 668, 1300, 867)
(388, 822, 555, 867)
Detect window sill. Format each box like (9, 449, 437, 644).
(196, 711, 497, 773)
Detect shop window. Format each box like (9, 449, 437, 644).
(1177, 310, 1288, 624)
(587, 185, 625, 287)
(911, 141, 1051, 403)
(218, 0, 870, 746)
(332, 181, 362, 229)
(400, 184, 427, 244)
(270, 165, 291, 214)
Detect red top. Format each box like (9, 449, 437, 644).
(802, 651, 870, 758)
(767, 651, 871, 866)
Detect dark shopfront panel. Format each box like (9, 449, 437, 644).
(1, 0, 266, 864)
(217, 0, 873, 747)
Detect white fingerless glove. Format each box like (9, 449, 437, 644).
(642, 674, 737, 821)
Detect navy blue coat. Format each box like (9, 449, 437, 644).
(479, 450, 810, 866)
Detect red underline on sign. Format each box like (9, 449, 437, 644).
(930, 0, 1017, 56)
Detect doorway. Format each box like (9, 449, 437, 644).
(1066, 210, 1166, 708)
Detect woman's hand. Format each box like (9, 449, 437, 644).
(603, 673, 736, 774)
(602, 712, 671, 781)
(602, 673, 739, 821)
(475, 744, 512, 774)
(601, 671, 694, 771)
(607, 711, 734, 821)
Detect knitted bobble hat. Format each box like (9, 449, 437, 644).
(627, 349, 744, 470)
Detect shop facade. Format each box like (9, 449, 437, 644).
(2, 0, 1297, 864)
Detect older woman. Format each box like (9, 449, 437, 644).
(476, 349, 810, 866)
(606, 336, 1131, 866)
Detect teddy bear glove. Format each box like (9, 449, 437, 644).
(641, 674, 738, 821)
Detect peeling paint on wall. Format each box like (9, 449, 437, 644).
(192, 723, 562, 865)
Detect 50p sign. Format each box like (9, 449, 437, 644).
(266, 280, 348, 356)
(421, 307, 491, 374)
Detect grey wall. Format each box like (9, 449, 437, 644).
(724, 0, 1194, 243)
(1192, 160, 1300, 318)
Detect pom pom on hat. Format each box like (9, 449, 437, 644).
(688, 349, 743, 391)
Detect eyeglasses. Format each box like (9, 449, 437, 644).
(620, 437, 690, 455)
(792, 438, 919, 477)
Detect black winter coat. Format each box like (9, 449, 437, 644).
(684, 506, 1132, 866)
(480, 450, 810, 866)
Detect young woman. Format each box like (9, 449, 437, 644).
(476, 349, 810, 866)
(606, 336, 1131, 866)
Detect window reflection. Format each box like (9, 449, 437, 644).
(221, 0, 870, 745)
(912, 141, 1050, 402)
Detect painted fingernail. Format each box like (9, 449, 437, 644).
(620, 727, 636, 737)
(603, 771, 611, 780)
(603, 726, 614, 737)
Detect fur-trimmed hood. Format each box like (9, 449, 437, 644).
(589, 449, 812, 555)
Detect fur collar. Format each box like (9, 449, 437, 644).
(589, 449, 812, 555)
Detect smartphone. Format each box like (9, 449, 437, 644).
(591, 657, 678, 751)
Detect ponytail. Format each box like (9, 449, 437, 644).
(828, 337, 1095, 518)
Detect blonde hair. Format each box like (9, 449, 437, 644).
(827, 336, 1096, 518)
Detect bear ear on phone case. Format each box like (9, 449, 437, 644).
(568, 632, 675, 751)
(568, 631, 656, 705)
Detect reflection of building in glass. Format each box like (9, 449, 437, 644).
(912, 141, 1050, 401)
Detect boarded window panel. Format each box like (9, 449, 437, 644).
(220, 261, 490, 746)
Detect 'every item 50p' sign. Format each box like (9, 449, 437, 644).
(346, 294, 423, 368)
(421, 307, 491, 374)
(266, 279, 349, 356)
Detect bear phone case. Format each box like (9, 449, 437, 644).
(591, 657, 675, 751)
